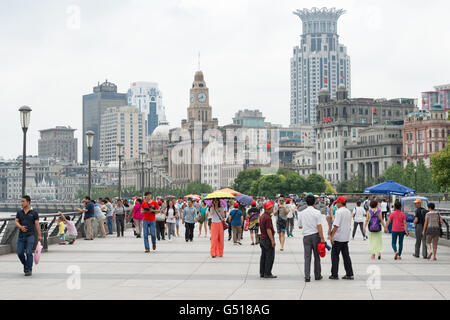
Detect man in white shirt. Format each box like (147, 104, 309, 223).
(352, 201, 367, 240)
(381, 198, 389, 222)
(298, 195, 325, 282)
(329, 196, 354, 280)
(286, 198, 296, 237)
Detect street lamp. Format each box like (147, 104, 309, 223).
(117, 142, 124, 199)
(19, 106, 32, 197)
(139, 152, 146, 195)
(414, 166, 417, 192)
(85, 131, 95, 198)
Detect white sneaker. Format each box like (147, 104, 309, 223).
(168, 239, 172, 242)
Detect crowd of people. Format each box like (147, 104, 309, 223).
(13, 192, 445, 278)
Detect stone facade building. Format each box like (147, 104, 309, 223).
(403, 105, 450, 167)
(344, 126, 403, 184)
(38, 126, 77, 163)
(315, 85, 415, 185)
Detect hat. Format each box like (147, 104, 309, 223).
(286, 198, 292, 203)
(233, 202, 239, 208)
(317, 243, 326, 258)
(158, 200, 163, 205)
(336, 196, 347, 205)
(251, 200, 257, 206)
(414, 199, 422, 204)
(263, 201, 274, 210)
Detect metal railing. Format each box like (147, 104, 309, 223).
(0, 212, 83, 254)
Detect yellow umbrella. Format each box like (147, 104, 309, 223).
(214, 188, 240, 195)
(204, 192, 235, 200)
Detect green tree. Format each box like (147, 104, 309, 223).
(416, 160, 440, 193)
(277, 168, 307, 195)
(306, 174, 326, 194)
(382, 164, 403, 184)
(431, 136, 450, 191)
(252, 174, 287, 197)
(232, 169, 261, 194)
(184, 181, 212, 195)
(324, 180, 337, 194)
(401, 162, 416, 189)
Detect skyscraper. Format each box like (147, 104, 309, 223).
(82, 80, 128, 163)
(290, 7, 351, 127)
(38, 126, 77, 163)
(99, 106, 145, 163)
(127, 82, 166, 137)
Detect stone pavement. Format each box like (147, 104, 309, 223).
(0, 216, 449, 300)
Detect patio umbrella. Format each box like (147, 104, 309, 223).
(214, 188, 240, 195)
(204, 192, 235, 200)
(235, 194, 254, 206)
(185, 194, 200, 199)
(364, 180, 416, 197)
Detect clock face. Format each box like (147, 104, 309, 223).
(198, 93, 207, 103)
(190, 94, 194, 103)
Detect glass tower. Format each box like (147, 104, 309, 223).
(290, 7, 351, 127)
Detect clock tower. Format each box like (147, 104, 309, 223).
(183, 70, 218, 130)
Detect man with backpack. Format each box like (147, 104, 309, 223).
(363, 197, 370, 212)
(413, 199, 428, 259)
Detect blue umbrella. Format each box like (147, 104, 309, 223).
(235, 194, 254, 206)
(364, 180, 416, 197)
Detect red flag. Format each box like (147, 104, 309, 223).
(422, 99, 426, 105)
(341, 73, 344, 79)
(267, 143, 271, 149)
(324, 78, 327, 84)
(373, 108, 377, 114)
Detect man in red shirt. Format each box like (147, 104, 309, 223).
(141, 192, 160, 252)
(259, 201, 277, 279)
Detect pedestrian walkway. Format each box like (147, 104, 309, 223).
(1, 217, 449, 300)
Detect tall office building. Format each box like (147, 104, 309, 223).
(82, 80, 128, 163)
(99, 106, 145, 163)
(38, 126, 77, 163)
(127, 82, 166, 137)
(290, 7, 351, 127)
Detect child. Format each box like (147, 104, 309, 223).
(58, 212, 78, 245)
(57, 216, 65, 245)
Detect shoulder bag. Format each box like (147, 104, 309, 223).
(214, 209, 228, 230)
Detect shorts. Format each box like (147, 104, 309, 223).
(58, 234, 65, 241)
(64, 234, 77, 242)
(208, 218, 212, 227)
(277, 220, 287, 234)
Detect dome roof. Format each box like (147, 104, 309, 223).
(319, 88, 330, 95)
(151, 120, 171, 140)
(337, 84, 347, 91)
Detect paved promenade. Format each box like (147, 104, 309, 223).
(1, 217, 450, 300)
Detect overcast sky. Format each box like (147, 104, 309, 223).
(0, 0, 449, 162)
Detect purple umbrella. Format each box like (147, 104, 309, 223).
(205, 199, 228, 209)
(235, 194, 254, 206)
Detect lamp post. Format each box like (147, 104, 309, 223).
(117, 143, 124, 199)
(414, 166, 417, 192)
(19, 106, 32, 197)
(85, 131, 95, 198)
(140, 152, 146, 195)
